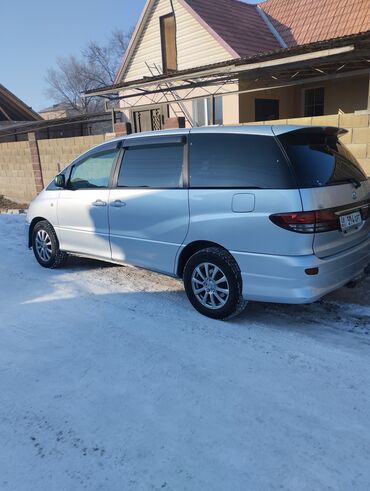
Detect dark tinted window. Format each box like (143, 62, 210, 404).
(304, 88, 324, 117)
(255, 99, 279, 121)
(189, 133, 295, 189)
(278, 131, 367, 188)
(118, 144, 184, 188)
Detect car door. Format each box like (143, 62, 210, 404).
(56, 143, 120, 259)
(108, 133, 190, 275)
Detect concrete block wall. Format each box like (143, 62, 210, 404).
(0, 141, 36, 202)
(38, 135, 108, 185)
(244, 113, 370, 175)
(0, 134, 111, 203)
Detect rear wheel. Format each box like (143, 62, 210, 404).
(183, 247, 247, 320)
(32, 220, 68, 269)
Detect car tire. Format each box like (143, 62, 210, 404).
(183, 247, 247, 320)
(32, 220, 68, 269)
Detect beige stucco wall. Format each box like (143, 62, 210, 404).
(239, 75, 369, 124)
(122, 0, 233, 82)
(223, 91, 239, 126)
(239, 85, 301, 123)
(323, 76, 368, 114)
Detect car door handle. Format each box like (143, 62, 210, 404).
(110, 200, 126, 208)
(92, 199, 107, 207)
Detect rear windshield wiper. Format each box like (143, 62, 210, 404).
(329, 178, 361, 189)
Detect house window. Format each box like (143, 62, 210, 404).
(255, 99, 279, 121)
(192, 96, 223, 127)
(304, 87, 325, 117)
(160, 14, 177, 72)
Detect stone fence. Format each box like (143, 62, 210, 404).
(0, 113, 369, 203)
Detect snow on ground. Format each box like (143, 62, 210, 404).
(0, 214, 369, 491)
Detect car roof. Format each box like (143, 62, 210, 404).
(92, 124, 344, 151)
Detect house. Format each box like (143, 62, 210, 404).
(39, 102, 79, 120)
(0, 83, 41, 124)
(85, 0, 370, 173)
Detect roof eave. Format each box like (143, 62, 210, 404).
(85, 33, 367, 97)
(0, 84, 41, 121)
(114, 0, 153, 84)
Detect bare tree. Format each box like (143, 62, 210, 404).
(45, 28, 133, 114)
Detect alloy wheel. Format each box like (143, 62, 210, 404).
(191, 262, 230, 310)
(35, 229, 53, 262)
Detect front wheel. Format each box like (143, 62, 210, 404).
(32, 220, 68, 269)
(183, 247, 247, 320)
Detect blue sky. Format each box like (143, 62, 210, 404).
(1, 0, 260, 112)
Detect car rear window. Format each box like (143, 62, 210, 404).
(278, 131, 367, 188)
(189, 133, 296, 189)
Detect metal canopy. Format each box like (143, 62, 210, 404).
(100, 54, 370, 119)
(81, 36, 370, 125)
(84, 33, 370, 102)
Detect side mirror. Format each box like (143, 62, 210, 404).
(54, 174, 66, 188)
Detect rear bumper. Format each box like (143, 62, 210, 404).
(232, 236, 370, 304)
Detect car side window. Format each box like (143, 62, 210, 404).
(189, 133, 295, 189)
(117, 144, 184, 188)
(68, 149, 119, 190)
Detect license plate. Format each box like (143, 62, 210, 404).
(339, 211, 362, 231)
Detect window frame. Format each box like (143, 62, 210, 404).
(160, 13, 177, 73)
(255, 98, 280, 122)
(303, 87, 325, 117)
(192, 96, 223, 127)
(111, 135, 189, 190)
(187, 132, 296, 190)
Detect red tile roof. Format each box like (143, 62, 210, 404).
(261, 0, 370, 47)
(183, 0, 281, 57)
(183, 0, 370, 57)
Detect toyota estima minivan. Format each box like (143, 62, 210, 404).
(28, 125, 370, 319)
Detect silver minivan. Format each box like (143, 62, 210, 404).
(27, 126, 370, 319)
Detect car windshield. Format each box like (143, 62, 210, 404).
(278, 131, 367, 188)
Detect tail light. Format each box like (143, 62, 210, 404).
(270, 210, 339, 233)
(360, 201, 370, 221)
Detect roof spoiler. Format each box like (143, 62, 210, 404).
(272, 125, 348, 137)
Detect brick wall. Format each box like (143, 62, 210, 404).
(245, 113, 370, 176)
